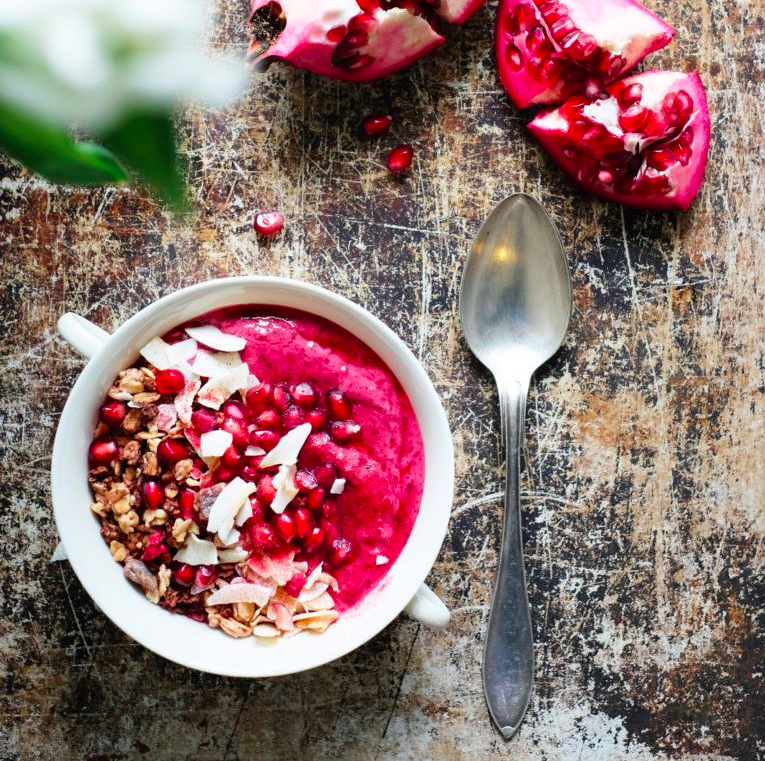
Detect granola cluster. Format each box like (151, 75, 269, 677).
(89, 361, 339, 639)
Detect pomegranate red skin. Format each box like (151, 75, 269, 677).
(528, 70, 710, 211)
(248, 0, 485, 83)
(495, 0, 675, 108)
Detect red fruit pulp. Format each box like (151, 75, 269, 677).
(248, 0, 485, 83)
(495, 0, 674, 108)
(528, 70, 710, 210)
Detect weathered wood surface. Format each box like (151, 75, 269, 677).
(1, 1, 763, 758)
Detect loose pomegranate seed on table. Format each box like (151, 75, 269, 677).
(359, 113, 393, 137)
(253, 210, 284, 237)
(386, 144, 414, 174)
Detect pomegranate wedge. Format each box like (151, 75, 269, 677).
(495, 0, 674, 108)
(528, 71, 711, 211)
(247, 0, 485, 82)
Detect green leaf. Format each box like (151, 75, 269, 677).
(0, 101, 128, 186)
(102, 111, 189, 215)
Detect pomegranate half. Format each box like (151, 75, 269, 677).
(495, 0, 674, 108)
(528, 71, 710, 211)
(247, 0, 486, 82)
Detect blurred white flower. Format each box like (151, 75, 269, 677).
(0, 0, 246, 130)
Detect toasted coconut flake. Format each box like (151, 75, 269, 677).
(207, 477, 256, 540)
(244, 445, 266, 457)
(247, 551, 295, 587)
(174, 378, 201, 424)
(186, 325, 246, 352)
(375, 555, 389, 566)
(234, 499, 253, 527)
(270, 602, 295, 631)
(200, 430, 233, 458)
(303, 592, 336, 611)
(218, 526, 241, 547)
(192, 348, 242, 378)
(316, 572, 339, 593)
(271, 464, 298, 514)
(168, 337, 197, 362)
(299, 582, 329, 603)
(207, 581, 273, 607)
(139, 336, 172, 369)
(252, 623, 281, 638)
(305, 562, 324, 589)
(155, 404, 178, 432)
(293, 610, 339, 632)
(197, 363, 249, 410)
(174, 535, 218, 566)
(259, 423, 312, 467)
(218, 546, 250, 564)
(330, 478, 346, 495)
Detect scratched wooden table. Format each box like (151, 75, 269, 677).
(2, 1, 763, 759)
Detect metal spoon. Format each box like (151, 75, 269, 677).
(460, 194, 572, 738)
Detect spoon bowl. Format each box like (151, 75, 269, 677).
(460, 193, 571, 738)
(461, 194, 571, 381)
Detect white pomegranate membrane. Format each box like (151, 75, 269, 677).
(87, 306, 425, 639)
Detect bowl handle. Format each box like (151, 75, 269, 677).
(405, 583, 450, 629)
(58, 313, 110, 359)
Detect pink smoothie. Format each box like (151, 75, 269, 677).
(174, 306, 425, 611)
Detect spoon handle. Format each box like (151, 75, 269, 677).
(483, 377, 534, 738)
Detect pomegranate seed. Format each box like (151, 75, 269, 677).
(143, 480, 164, 510)
(256, 409, 280, 429)
(222, 416, 249, 448)
(89, 438, 119, 464)
(157, 438, 188, 464)
(328, 537, 354, 567)
(178, 489, 197, 519)
(284, 572, 307, 597)
(194, 565, 218, 587)
(618, 104, 648, 132)
(387, 144, 413, 174)
(246, 382, 272, 412)
(360, 113, 392, 137)
(272, 383, 291, 411)
(283, 404, 304, 428)
(248, 524, 280, 552)
(293, 506, 312, 538)
(292, 382, 317, 408)
(617, 82, 643, 107)
(250, 429, 280, 451)
(214, 467, 237, 482)
(241, 464, 259, 481)
(155, 368, 185, 395)
(313, 462, 337, 489)
(321, 519, 338, 545)
(253, 210, 284, 237)
(321, 501, 338, 523)
(274, 512, 297, 542)
(302, 526, 325, 554)
(326, 24, 347, 42)
(326, 389, 352, 420)
(292, 469, 316, 493)
(305, 408, 326, 430)
(190, 409, 218, 432)
(222, 400, 247, 420)
(222, 445, 243, 470)
(99, 401, 127, 426)
(142, 540, 169, 564)
(174, 563, 195, 587)
(330, 420, 361, 443)
(307, 487, 326, 511)
(257, 474, 276, 504)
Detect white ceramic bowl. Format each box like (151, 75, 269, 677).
(52, 277, 453, 677)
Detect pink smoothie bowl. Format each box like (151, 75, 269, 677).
(52, 276, 454, 677)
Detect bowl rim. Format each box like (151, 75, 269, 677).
(51, 276, 454, 676)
